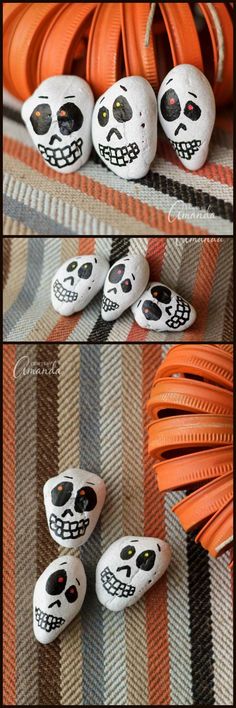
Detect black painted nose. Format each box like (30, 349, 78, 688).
(107, 287, 117, 295)
(106, 127, 122, 142)
(61, 508, 73, 518)
(48, 599, 61, 608)
(174, 123, 187, 136)
(49, 134, 62, 145)
(116, 565, 131, 578)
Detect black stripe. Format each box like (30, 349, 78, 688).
(187, 530, 215, 704)
(87, 237, 130, 343)
(92, 151, 232, 222)
(3, 105, 23, 124)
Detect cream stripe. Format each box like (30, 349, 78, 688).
(57, 345, 83, 706)
(99, 345, 127, 705)
(3, 215, 37, 235)
(122, 346, 149, 706)
(204, 239, 233, 340)
(3, 238, 28, 314)
(209, 555, 233, 705)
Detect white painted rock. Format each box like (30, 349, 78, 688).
(51, 254, 109, 316)
(131, 282, 196, 332)
(96, 536, 171, 611)
(33, 556, 86, 644)
(101, 255, 150, 321)
(92, 76, 157, 179)
(158, 64, 216, 170)
(44, 468, 106, 548)
(21, 75, 94, 173)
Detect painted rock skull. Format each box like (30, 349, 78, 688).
(92, 76, 157, 179)
(131, 282, 196, 332)
(44, 468, 106, 548)
(96, 536, 171, 611)
(158, 64, 216, 170)
(21, 75, 94, 173)
(33, 556, 86, 643)
(51, 254, 109, 316)
(101, 255, 150, 321)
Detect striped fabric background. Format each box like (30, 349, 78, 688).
(3, 343, 233, 706)
(3, 236, 233, 342)
(3, 89, 233, 236)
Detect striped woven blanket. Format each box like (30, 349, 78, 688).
(3, 89, 233, 236)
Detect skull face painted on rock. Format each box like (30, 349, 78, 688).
(96, 536, 171, 611)
(92, 76, 157, 179)
(33, 556, 86, 644)
(44, 468, 106, 548)
(21, 75, 94, 173)
(51, 254, 109, 316)
(101, 255, 150, 321)
(158, 65, 216, 170)
(131, 282, 196, 332)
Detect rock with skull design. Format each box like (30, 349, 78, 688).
(33, 556, 86, 643)
(131, 282, 196, 332)
(158, 64, 216, 170)
(92, 76, 157, 179)
(51, 254, 109, 316)
(44, 468, 106, 548)
(101, 255, 150, 321)
(21, 75, 94, 173)
(96, 536, 171, 611)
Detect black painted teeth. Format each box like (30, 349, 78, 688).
(166, 296, 191, 329)
(102, 295, 119, 312)
(38, 138, 83, 168)
(35, 607, 65, 632)
(101, 567, 135, 598)
(169, 139, 201, 160)
(53, 279, 78, 303)
(49, 513, 89, 539)
(99, 142, 140, 166)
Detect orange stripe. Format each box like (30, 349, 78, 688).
(4, 137, 209, 235)
(47, 238, 95, 341)
(127, 238, 167, 342)
(142, 345, 170, 705)
(3, 345, 16, 705)
(183, 239, 221, 341)
(158, 139, 233, 186)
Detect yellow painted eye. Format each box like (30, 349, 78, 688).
(128, 549, 133, 555)
(116, 101, 121, 107)
(102, 111, 107, 118)
(144, 552, 149, 557)
(35, 110, 41, 117)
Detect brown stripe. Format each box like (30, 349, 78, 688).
(3, 237, 12, 287)
(36, 344, 61, 705)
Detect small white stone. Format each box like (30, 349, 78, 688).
(21, 75, 94, 174)
(96, 536, 171, 611)
(51, 254, 109, 316)
(33, 556, 86, 644)
(101, 255, 150, 321)
(92, 76, 157, 179)
(131, 282, 196, 332)
(44, 468, 106, 549)
(158, 64, 216, 170)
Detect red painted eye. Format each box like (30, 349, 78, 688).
(169, 97, 175, 105)
(58, 576, 64, 583)
(69, 587, 75, 593)
(60, 110, 67, 117)
(187, 104, 193, 110)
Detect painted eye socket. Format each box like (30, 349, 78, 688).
(160, 89, 181, 121)
(108, 263, 125, 283)
(121, 278, 132, 293)
(120, 545, 136, 560)
(46, 569, 67, 595)
(51, 481, 73, 506)
(98, 106, 109, 127)
(113, 95, 133, 122)
(57, 102, 83, 135)
(30, 103, 52, 134)
(150, 285, 171, 304)
(78, 262, 93, 279)
(74, 486, 97, 513)
(67, 261, 78, 272)
(184, 101, 201, 121)
(142, 300, 162, 321)
(136, 550, 156, 571)
(65, 585, 78, 603)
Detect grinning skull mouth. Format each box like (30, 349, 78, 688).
(99, 142, 140, 167)
(169, 139, 201, 160)
(102, 295, 119, 312)
(35, 607, 65, 632)
(53, 279, 78, 303)
(49, 513, 89, 539)
(101, 567, 135, 598)
(38, 138, 83, 168)
(166, 296, 191, 329)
